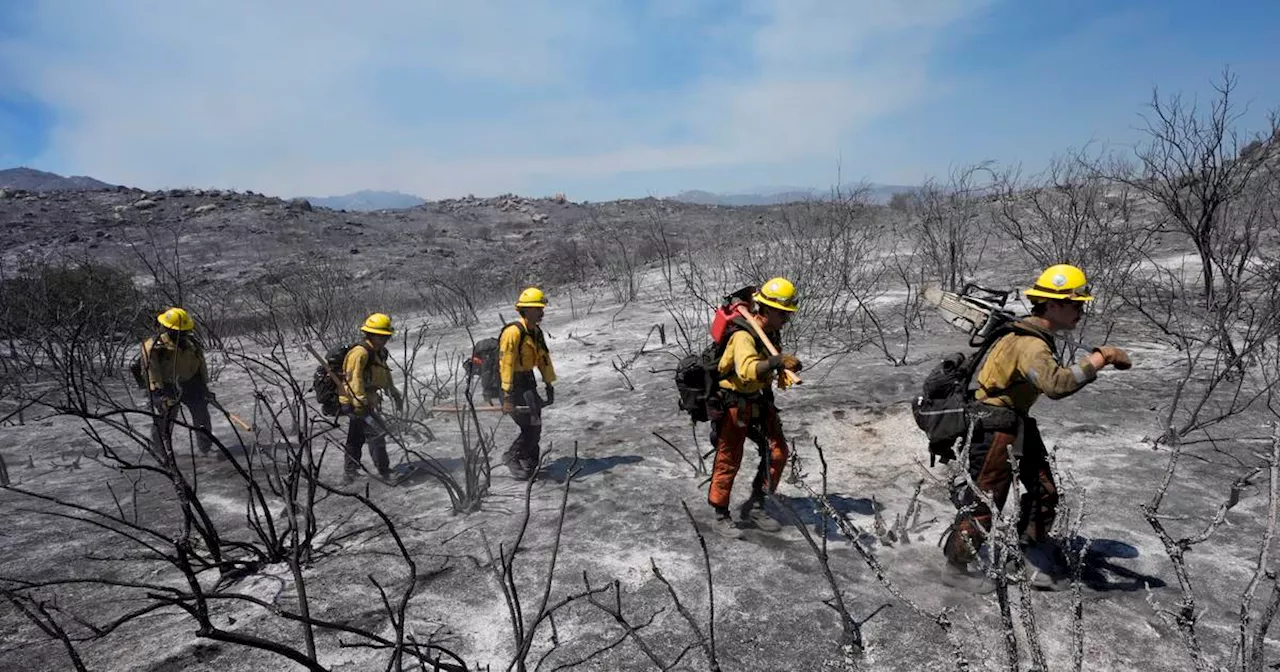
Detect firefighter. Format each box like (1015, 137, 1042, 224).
(500, 287, 557, 480)
(942, 264, 1132, 593)
(142, 307, 216, 457)
(338, 313, 403, 483)
(708, 277, 803, 538)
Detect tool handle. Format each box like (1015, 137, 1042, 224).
(734, 306, 802, 386)
(426, 405, 510, 413)
(305, 344, 350, 390)
(209, 398, 254, 431)
(226, 412, 253, 431)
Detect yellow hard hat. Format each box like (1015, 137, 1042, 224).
(157, 307, 195, 331)
(753, 277, 799, 312)
(1024, 264, 1094, 303)
(360, 312, 395, 335)
(515, 286, 547, 308)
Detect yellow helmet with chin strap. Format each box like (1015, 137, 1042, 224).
(754, 277, 799, 312)
(515, 287, 548, 308)
(1024, 264, 1094, 303)
(157, 307, 195, 331)
(360, 312, 395, 335)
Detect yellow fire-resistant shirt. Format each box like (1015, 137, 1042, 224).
(499, 319, 556, 393)
(338, 341, 397, 412)
(717, 330, 776, 396)
(974, 320, 1098, 416)
(142, 332, 208, 391)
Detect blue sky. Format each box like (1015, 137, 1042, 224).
(1, 0, 1278, 200)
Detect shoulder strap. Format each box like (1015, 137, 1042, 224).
(343, 343, 373, 375)
(505, 321, 549, 352)
(964, 325, 1013, 391)
(501, 321, 528, 344)
(726, 316, 764, 345)
(718, 317, 771, 364)
(965, 322, 1055, 394)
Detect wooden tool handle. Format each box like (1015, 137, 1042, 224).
(209, 398, 254, 431)
(426, 405, 509, 413)
(306, 343, 359, 397)
(226, 413, 253, 431)
(734, 305, 802, 386)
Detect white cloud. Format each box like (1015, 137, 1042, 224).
(2, 0, 993, 198)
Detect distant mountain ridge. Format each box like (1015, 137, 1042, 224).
(302, 190, 426, 211)
(0, 167, 116, 192)
(669, 184, 916, 206)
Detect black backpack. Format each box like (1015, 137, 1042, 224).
(675, 342, 727, 424)
(464, 322, 542, 404)
(129, 354, 147, 389)
(312, 342, 368, 416)
(674, 286, 765, 424)
(910, 318, 1051, 464)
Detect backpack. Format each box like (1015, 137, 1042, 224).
(464, 322, 543, 404)
(674, 286, 762, 424)
(312, 342, 368, 416)
(910, 316, 1051, 465)
(465, 337, 502, 402)
(129, 354, 147, 389)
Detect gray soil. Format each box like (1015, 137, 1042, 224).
(1, 188, 1277, 671)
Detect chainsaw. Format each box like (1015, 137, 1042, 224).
(922, 283, 1022, 347)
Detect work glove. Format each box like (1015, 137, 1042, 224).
(502, 393, 515, 414)
(544, 384, 555, 406)
(779, 354, 803, 372)
(1093, 345, 1132, 370)
(767, 354, 803, 372)
(205, 390, 218, 405)
(391, 392, 404, 413)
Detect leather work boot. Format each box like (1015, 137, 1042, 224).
(940, 560, 996, 594)
(738, 499, 782, 532)
(713, 510, 743, 539)
(505, 460, 532, 481)
(502, 453, 531, 480)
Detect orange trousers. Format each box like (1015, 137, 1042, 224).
(708, 400, 788, 510)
